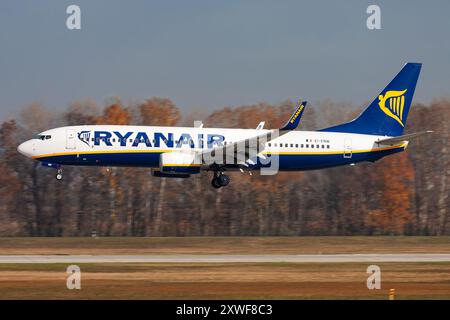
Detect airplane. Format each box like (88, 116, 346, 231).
(18, 62, 431, 188)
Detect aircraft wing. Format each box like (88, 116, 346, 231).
(376, 130, 433, 145)
(198, 101, 307, 166)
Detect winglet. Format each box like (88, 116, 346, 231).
(280, 101, 307, 131)
(256, 121, 265, 130)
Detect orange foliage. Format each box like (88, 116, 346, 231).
(139, 97, 180, 126)
(96, 103, 131, 125)
(365, 152, 414, 234)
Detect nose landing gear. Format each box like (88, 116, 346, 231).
(56, 168, 63, 181)
(211, 171, 230, 188)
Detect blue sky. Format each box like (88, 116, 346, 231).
(1, 0, 450, 120)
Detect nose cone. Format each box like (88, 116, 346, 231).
(17, 140, 35, 158)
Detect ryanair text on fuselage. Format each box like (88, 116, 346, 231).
(79, 130, 226, 149)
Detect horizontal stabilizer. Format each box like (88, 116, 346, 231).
(376, 130, 433, 145)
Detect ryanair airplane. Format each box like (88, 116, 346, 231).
(18, 63, 431, 188)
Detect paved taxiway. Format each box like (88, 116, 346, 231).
(0, 254, 450, 263)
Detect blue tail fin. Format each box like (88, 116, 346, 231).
(320, 63, 422, 136)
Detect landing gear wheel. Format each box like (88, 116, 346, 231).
(218, 174, 230, 186)
(211, 178, 222, 189)
(56, 168, 63, 181)
(211, 171, 230, 188)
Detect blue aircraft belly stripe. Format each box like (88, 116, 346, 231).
(33, 143, 405, 160)
(36, 146, 405, 170)
(276, 147, 403, 170)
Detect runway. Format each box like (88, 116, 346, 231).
(1, 254, 450, 263)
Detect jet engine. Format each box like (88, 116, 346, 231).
(159, 151, 201, 175)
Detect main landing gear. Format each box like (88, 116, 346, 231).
(56, 168, 63, 181)
(211, 171, 230, 189)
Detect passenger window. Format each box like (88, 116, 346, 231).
(290, 144, 293, 147)
(295, 144, 298, 148)
(311, 145, 314, 148)
(306, 144, 309, 148)
(268, 143, 271, 147)
(327, 145, 330, 149)
(301, 144, 304, 148)
(316, 144, 319, 148)
(274, 143, 277, 147)
(321, 145, 324, 148)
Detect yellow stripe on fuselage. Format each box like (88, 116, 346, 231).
(32, 149, 173, 159)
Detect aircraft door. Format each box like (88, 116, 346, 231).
(66, 129, 76, 149)
(343, 138, 352, 158)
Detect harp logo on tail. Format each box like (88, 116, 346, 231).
(378, 89, 407, 127)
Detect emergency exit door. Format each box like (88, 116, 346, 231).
(66, 129, 76, 149)
(343, 138, 352, 158)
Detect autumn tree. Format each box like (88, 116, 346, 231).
(365, 153, 414, 234)
(66, 99, 99, 125)
(0, 120, 22, 235)
(139, 97, 180, 126)
(137, 97, 181, 235)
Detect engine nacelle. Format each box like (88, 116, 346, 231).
(159, 152, 201, 174)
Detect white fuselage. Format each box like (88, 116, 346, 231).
(17, 125, 406, 172)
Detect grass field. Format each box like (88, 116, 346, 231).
(0, 262, 450, 299)
(0, 237, 449, 299)
(0, 236, 449, 255)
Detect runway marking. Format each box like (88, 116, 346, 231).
(1, 254, 450, 263)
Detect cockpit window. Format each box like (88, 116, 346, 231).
(35, 135, 52, 140)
